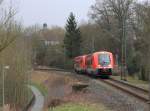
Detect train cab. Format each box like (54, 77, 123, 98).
(74, 55, 86, 73)
(85, 51, 114, 76)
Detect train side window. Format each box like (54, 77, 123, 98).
(90, 57, 92, 65)
(89, 57, 92, 66)
(92, 56, 94, 65)
(87, 58, 90, 67)
(80, 59, 82, 64)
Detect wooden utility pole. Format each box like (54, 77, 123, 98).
(123, 15, 127, 81)
(2, 65, 10, 107)
(147, 1, 150, 109)
(121, 15, 127, 81)
(121, 6, 128, 81)
(2, 65, 5, 107)
(149, 72, 150, 109)
(121, 34, 124, 80)
(92, 37, 95, 53)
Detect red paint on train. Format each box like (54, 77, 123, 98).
(74, 51, 115, 77)
(74, 55, 87, 73)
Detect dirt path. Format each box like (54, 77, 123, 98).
(29, 86, 44, 111)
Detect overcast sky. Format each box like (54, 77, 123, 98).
(4, 0, 146, 27)
(14, 0, 95, 27)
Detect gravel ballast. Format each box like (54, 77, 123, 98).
(34, 70, 149, 111)
(87, 79, 148, 111)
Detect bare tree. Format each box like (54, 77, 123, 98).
(0, 0, 18, 53)
(0, 1, 32, 109)
(90, 0, 134, 80)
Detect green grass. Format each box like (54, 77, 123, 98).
(112, 75, 149, 90)
(49, 103, 110, 111)
(126, 76, 148, 84)
(30, 82, 48, 97)
(25, 87, 34, 104)
(112, 75, 148, 84)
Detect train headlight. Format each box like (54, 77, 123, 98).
(108, 64, 112, 67)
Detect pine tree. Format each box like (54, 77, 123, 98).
(64, 12, 82, 58)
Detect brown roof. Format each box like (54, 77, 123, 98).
(39, 29, 58, 41)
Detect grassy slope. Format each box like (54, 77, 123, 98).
(30, 82, 48, 97)
(49, 103, 110, 111)
(112, 76, 149, 89)
(31, 71, 50, 96)
(31, 71, 112, 111)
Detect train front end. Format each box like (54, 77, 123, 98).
(94, 51, 114, 76)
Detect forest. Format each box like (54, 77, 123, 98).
(0, 0, 150, 110)
(32, 0, 150, 81)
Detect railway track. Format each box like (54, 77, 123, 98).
(100, 78, 149, 103)
(35, 66, 150, 103)
(34, 67, 72, 72)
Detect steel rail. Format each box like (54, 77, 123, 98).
(110, 78, 149, 93)
(100, 79, 149, 103)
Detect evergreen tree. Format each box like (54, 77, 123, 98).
(64, 12, 82, 58)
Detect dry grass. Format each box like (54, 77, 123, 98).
(31, 71, 76, 84)
(2, 104, 20, 111)
(32, 71, 113, 111)
(31, 71, 50, 84)
(112, 76, 149, 90)
(48, 103, 110, 111)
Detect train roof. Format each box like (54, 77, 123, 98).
(86, 51, 112, 56)
(93, 51, 112, 55)
(74, 55, 87, 59)
(74, 51, 113, 59)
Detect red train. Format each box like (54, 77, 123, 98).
(74, 51, 115, 77)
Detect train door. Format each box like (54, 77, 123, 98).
(86, 55, 92, 74)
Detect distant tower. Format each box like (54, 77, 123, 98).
(43, 23, 47, 29)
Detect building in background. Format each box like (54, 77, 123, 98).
(39, 23, 61, 46)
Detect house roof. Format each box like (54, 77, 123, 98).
(39, 29, 60, 41)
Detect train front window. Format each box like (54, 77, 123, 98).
(99, 54, 110, 66)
